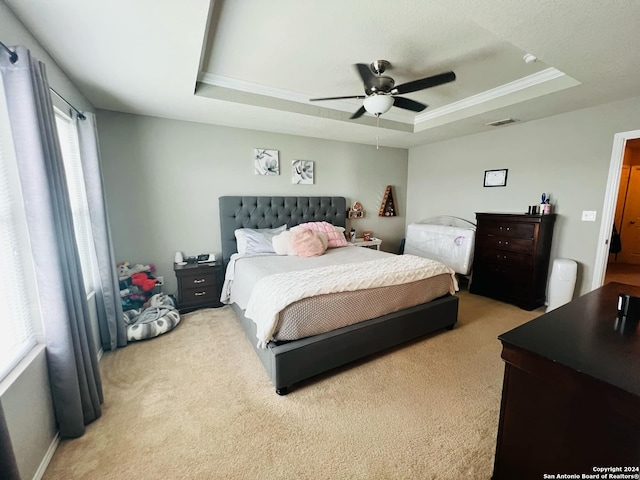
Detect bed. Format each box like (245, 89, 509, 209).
(219, 196, 459, 395)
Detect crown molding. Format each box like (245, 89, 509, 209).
(414, 68, 566, 123)
(199, 72, 311, 104)
(198, 72, 413, 123)
(198, 67, 574, 129)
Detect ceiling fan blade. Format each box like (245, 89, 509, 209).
(355, 63, 376, 88)
(392, 96, 428, 112)
(350, 106, 367, 119)
(392, 71, 456, 95)
(310, 95, 366, 101)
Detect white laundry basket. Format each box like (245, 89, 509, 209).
(546, 259, 577, 312)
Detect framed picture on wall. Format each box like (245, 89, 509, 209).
(254, 149, 279, 175)
(484, 169, 508, 187)
(292, 160, 314, 184)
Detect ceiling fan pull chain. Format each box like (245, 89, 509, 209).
(376, 113, 380, 149)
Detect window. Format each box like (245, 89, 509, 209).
(0, 77, 37, 381)
(55, 109, 96, 294)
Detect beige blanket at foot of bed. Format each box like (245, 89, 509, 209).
(245, 254, 457, 347)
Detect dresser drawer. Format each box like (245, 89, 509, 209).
(477, 235, 533, 254)
(472, 264, 531, 298)
(476, 249, 531, 269)
(481, 222, 535, 239)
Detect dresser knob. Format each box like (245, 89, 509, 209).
(194, 291, 206, 296)
(193, 278, 206, 284)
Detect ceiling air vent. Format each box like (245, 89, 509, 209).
(485, 118, 519, 127)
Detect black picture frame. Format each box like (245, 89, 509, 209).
(484, 169, 508, 187)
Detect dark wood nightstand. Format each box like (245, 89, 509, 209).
(173, 262, 223, 313)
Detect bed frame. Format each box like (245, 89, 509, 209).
(219, 196, 459, 395)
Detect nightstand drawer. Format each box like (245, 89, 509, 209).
(179, 273, 217, 288)
(180, 286, 218, 305)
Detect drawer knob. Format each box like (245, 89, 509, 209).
(194, 291, 206, 296)
(193, 278, 206, 284)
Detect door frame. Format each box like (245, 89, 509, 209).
(592, 129, 640, 289)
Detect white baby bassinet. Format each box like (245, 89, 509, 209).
(404, 216, 476, 276)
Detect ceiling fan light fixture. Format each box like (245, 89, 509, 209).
(363, 95, 394, 116)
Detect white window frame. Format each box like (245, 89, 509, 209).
(54, 108, 96, 296)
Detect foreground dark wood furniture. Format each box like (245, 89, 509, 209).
(219, 196, 459, 395)
(174, 262, 223, 312)
(470, 212, 555, 310)
(493, 282, 640, 479)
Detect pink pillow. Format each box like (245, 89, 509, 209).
(290, 228, 327, 257)
(298, 221, 348, 248)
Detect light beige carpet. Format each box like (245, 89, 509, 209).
(43, 290, 542, 480)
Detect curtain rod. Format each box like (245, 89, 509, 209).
(0, 40, 86, 120)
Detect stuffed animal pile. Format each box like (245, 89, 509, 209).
(117, 261, 159, 310)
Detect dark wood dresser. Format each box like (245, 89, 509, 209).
(493, 282, 640, 479)
(470, 213, 555, 310)
(173, 262, 223, 312)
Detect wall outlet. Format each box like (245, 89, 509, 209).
(156, 276, 164, 286)
(581, 210, 597, 222)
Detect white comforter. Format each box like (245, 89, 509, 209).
(244, 254, 457, 348)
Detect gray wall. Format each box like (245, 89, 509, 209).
(407, 96, 640, 296)
(96, 110, 409, 295)
(0, 348, 56, 480)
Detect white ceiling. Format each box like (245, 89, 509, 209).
(7, 0, 640, 149)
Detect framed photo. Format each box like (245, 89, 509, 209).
(484, 169, 508, 187)
(254, 149, 279, 175)
(292, 160, 314, 184)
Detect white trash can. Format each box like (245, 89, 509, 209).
(546, 259, 577, 312)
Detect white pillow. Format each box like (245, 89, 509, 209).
(235, 225, 287, 254)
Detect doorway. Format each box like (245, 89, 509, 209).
(595, 131, 640, 289)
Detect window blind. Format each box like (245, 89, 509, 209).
(0, 79, 36, 381)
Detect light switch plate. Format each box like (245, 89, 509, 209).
(581, 210, 597, 221)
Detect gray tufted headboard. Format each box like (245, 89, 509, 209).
(219, 196, 347, 265)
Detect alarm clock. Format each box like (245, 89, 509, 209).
(197, 253, 216, 263)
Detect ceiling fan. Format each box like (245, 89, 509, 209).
(310, 60, 456, 119)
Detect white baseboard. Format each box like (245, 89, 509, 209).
(32, 432, 60, 480)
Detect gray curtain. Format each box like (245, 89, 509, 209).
(0, 45, 102, 438)
(77, 112, 127, 350)
(0, 403, 20, 480)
